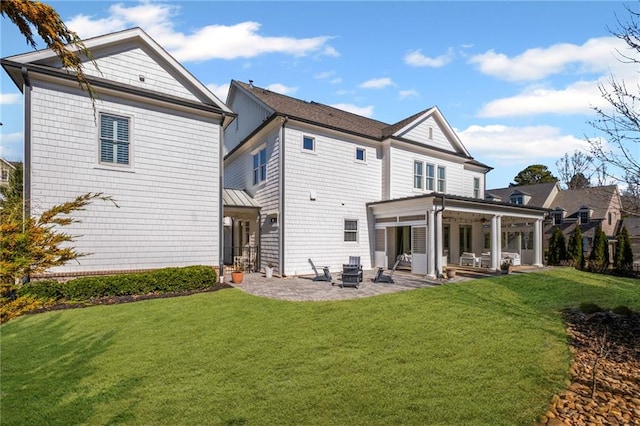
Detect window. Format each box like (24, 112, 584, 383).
(608, 212, 612, 226)
(426, 164, 435, 191)
(579, 210, 590, 224)
(553, 211, 563, 226)
(437, 166, 446, 193)
(473, 178, 480, 198)
(253, 148, 267, 185)
(511, 196, 524, 205)
(413, 161, 423, 189)
(428, 126, 433, 140)
(1, 170, 8, 182)
(303, 136, 315, 152)
(355, 147, 366, 162)
(344, 219, 358, 242)
(100, 113, 130, 165)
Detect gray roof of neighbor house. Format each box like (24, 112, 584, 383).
(550, 185, 618, 219)
(622, 217, 640, 238)
(232, 80, 490, 169)
(486, 182, 559, 207)
(223, 188, 260, 208)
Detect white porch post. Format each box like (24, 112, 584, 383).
(427, 209, 436, 278)
(534, 219, 543, 267)
(435, 209, 443, 276)
(490, 215, 502, 271)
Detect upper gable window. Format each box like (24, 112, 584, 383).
(253, 148, 267, 185)
(355, 147, 366, 162)
(303, 136, 315, 152)
(413, 161, 423, 190)
(473, 178, 480, 199)
(511, 195, 524, 205)
(428, 126, 433, 140)
(552, 210, 563, 226)
(100, 113, 130, 166)
(437, 166, 446, 193)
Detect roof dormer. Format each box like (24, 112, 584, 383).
(509, 189, 531, 205)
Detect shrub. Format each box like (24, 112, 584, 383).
(588, 225, 609, 272)
(566, 226, 584, 268)
(614, 226, 634, 273)
(548, 227, 567, 265)
(0, 295, 52, 323)
(16, 280, 64, 300)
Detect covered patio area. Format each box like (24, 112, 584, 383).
(368, 194, 547, 278)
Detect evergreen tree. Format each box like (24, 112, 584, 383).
(567, 225, 584, 268)
(589, 225, 609, 272)
(548, 227, 567, 265)
(614, 226, 634, 272)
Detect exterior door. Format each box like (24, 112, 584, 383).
(411, 226, 427, 274)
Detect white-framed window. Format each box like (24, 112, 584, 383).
(100, 113, 130, 166)
(579, 209, 590, 224)
(344, 219, 358, 242)
(355, 147, 366, 162)
(473, 178, 480, 198)
(253, 147, 267, 185)
(511, 195, 524, 205)
(426, 163, 435, 191)
(302, 135, 315, 152)
(413, 160, 423, 189)
(437, 166, 446, 193)
(553, 210, 563, 226)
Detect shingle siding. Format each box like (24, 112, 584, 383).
(397, 116, 456, 153)
(224, 88, 272, 154)
(29, 79, 220, 274)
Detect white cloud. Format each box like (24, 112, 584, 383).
(458, 124, 590, 165)
(404, 48, 454, 68)
(398, 89, 419, 100)
(0, 132, 23, 160)
(478, 80, 608, 117)
(67, 3, 337, 62)
(315, 71, 334, 79)
(359, 77, 395, 89)
(206, 83, 230, 103)
(469, 36, 631, 82)
(265, 83, 298, 95)
(330, 78, 342, 84)
(329, 103, 374, 118)
(0, 93, 21, 105)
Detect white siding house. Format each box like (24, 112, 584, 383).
(2, 28, 234, 277)
(224, 80, 547, 278)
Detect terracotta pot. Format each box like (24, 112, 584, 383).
(231, 271, 244, 284)
(446, 269, 456, 279)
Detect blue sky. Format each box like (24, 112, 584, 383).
(1, 1, 638, 188)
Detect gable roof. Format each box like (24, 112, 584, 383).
(486, 182, 559, 207)
(550, 185, 619, 219)
(2, 27, 233, 117)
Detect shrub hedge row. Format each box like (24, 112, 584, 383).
(17, 265, 218, 302)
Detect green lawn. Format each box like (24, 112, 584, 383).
(1, 268, 638, 425)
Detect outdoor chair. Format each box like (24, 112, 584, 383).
(345, 256, 363, 282)
(308, 258, 332, 282)
(372, 259, 400, 284)
(459, 252, 480, 267)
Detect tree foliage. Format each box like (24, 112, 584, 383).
(614, 226, 634, 272)
(587, 6, 640, 215)
(567, 225, 584, 268)
(547, 227, 567, 266)
(588, 225, 610, 272)
(556, 151, 594, 189)
(0, 0, 97, 104)
(512, 164, 558, 187)
(0, 166, 117, 293)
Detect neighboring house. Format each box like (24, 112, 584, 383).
(2, 28, 234, 277)
(0, 158, 17, 189)
(620, 217, 640, 267)
(223, 80, 547, 277)
(487, 183, 623, 261)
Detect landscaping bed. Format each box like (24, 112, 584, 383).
(537, 307, 640, 425)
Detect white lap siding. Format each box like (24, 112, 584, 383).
(29, 80, 220, 274)
(283, 126, 382, 276)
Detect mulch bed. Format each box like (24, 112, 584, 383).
(29, 283, 234, 314)
(536, 308, 640, 426)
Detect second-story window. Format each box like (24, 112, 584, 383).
(473, 177, 480, 198)
(100, 113, 130, 166)
(355, 147, 366, 162)
(579, 209, 590, 224)
(303, 136, 315, 152)
(253, 148, 267, 185)
(426, 164, 435, 191)
(553, 211, 563, 226)
(437, 166, 446, 193)
(413, 160, 423, 189)
(511, 195, 524, 205)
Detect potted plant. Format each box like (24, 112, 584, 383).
(264, 262, 275, 279)
(446, 266, 456, 279)
(231, 263, 244, 284)
(500, 260, 512, 275)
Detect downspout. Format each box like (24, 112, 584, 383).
(21, 67, 32, 283)
(219, 113, 226, 282)
(279, 116, 288, 276)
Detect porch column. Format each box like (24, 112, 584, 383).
(534, 219, 543, 267)
(490, 215, 502, 271)
(427, 209, 436, 278)
(435, 209, 443, 276)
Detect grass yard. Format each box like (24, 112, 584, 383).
(1, 268, 638, 425)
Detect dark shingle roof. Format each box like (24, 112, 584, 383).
(486, 182, 558, 207)
(551, 185, 618, 219)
